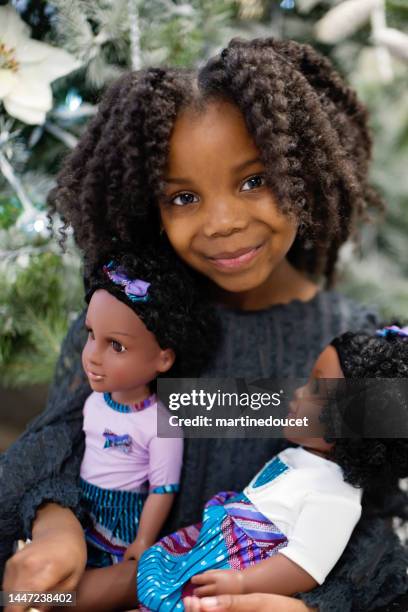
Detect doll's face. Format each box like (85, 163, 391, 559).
(159, 99, 298, 297)
(284, 345, 344, 454)
(82, 290, 175, 401)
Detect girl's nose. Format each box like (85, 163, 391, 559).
(201, 197, 249, 238)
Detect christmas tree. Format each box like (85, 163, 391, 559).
(0, 0, 407, 387)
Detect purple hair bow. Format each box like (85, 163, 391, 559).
(103, 261, 150, 302)
(376, 325, 408, 338)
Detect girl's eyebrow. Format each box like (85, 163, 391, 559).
(164, 157, 263, 185)
(232, 157, 263, 173)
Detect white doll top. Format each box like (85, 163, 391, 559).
(244, 446, 362, 584)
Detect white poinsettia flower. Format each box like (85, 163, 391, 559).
(373, 28, 408, 62)
(315, 0, 379, 44)
(0, 5, 80, 125)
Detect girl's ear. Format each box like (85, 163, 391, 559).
(157, 348, 176, 373)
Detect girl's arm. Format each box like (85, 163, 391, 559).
(191, 553, 317, 598)
(124, 492, 176, 561)
(3, 503, 87, 612)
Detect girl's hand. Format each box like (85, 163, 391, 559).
(191, 570, 244, 597)
(3, 533, 86, 612)
(183, 594, 318, 612)
(3, 504, 87, 612)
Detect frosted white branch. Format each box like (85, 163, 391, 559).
(128, 0, 142, 70)
(0, 151, 35, 213)
(45, 122, 79, 149)
(370, 0, 393, 81)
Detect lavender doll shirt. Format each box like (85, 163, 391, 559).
(80, 392, 183, 492)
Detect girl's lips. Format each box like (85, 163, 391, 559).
(208, 244, 263, 270)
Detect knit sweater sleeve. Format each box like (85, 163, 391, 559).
(296, 515, 408, 612)
(0, 311, 89, 550)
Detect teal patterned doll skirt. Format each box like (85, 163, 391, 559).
(137, 490, 288, 611)
(80, 478, 147, 567)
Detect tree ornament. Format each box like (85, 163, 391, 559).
(281, 0, 296, 9)
(15, 208, 50, 241)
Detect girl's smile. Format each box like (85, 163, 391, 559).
(206, 242, 264, 271)
(160, 99, 317, 309)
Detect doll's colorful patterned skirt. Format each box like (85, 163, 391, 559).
(80, 478, 148, 567)
(137, 491, 288, 611)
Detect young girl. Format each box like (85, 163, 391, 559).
(79, 249, 215, 567)
(1, 37, 405, 612)
(69, 325, 408, 611)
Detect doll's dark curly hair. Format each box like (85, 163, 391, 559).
(49, 37, 383, 285)
(85, 243, 218, 380)
(320, 329, 408, 514)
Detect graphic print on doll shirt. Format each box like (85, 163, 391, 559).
(252, 456, 290, 488)
(102, 429, 133, 454)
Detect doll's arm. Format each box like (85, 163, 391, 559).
(124, 492, 176, 561)
(242, 553, 317, 595)
(191, 553, 317, 598)
(125, 422, 183, 561)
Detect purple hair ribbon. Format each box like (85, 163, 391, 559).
(103, 429, 132, 454)
(103, 261, 150, 302)
(376, 325, 408, 338)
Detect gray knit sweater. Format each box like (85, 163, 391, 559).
(0, 291, 406, 611)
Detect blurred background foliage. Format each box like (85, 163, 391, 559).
(0, 0, 407, 387)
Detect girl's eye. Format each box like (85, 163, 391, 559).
(170, 192, 199, 207)
(111, 340, 126, 353)
(86, 328, 95, 340)
(241, 174, 266, 191)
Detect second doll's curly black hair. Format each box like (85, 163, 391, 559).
(320, 330, 408, 510)
(49, 37, 383, 285)
(85, 242, 218, 379)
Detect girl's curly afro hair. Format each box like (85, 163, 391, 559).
(320, 329, 408, 515)
(49, 37, 383, 285)
(85, 242, 218, 379)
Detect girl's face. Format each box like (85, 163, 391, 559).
(82, 290, 174, 403)
(284, 345, 344, 454)
(159, 100, 298, 299)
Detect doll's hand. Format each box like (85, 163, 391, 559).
(123, 538, 149, 562)
(191, 570, 244, 598)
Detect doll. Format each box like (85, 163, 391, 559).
(136, 325, 408, 612)
(79, 249, 216, 568)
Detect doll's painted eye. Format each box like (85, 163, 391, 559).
(310, 378, 319, 394)
(241, 174, 266, 191)
(86, 327, 95, 340)
(111, 340, 126, 353)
